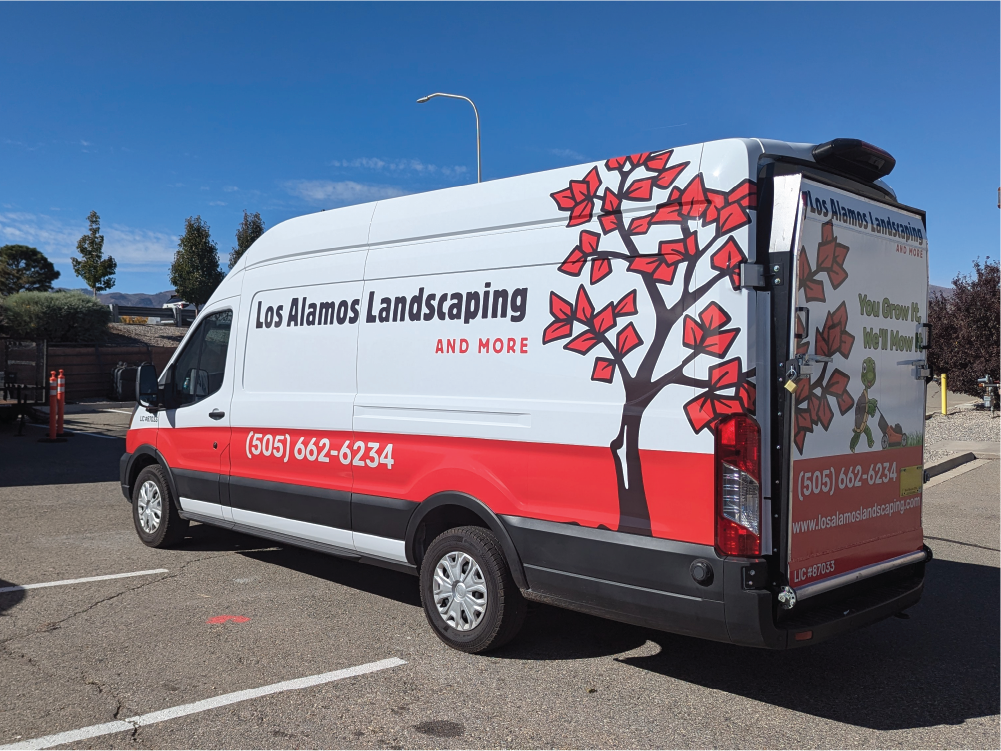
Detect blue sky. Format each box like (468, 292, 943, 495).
(1, 2, 997, 292)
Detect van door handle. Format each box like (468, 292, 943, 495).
(208, 409, 225, 420)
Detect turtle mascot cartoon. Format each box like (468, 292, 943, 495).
(850, 357, 878, 452)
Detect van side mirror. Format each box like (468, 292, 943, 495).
(136, 364, 160, 410)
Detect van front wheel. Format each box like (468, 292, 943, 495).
(132, 465, 188, 548)
(419, 526, 526, 653)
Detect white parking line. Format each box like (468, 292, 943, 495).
(1, 658, 407, 750)
(100, 409, 134, 414)
(0, 569, 169, 594)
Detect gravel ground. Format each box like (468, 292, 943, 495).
(104, 322, 189, 348)
(924, 406, 1000, 465)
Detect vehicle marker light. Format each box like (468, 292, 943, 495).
(715, 415, 762, 557)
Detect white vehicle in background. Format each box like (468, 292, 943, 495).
(122, 136, 931, 653)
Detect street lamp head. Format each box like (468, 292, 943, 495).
(416, 95, 432, 103)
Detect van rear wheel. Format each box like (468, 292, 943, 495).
(132, 465, 188, 548)
(419, 526, 526, 653)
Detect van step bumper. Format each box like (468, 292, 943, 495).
(725, 556, 927, 649)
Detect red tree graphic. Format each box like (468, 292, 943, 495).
(793, 219, 856, 453)
(544, 151, 756, 536)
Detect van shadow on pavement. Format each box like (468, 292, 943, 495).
(0, 423, 122, 488)
(612, 558, 999, 731)
(0, 580, 26, 615)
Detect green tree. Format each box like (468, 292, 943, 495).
(229, 210, 265, 269)
(71, 211, 117, 297)
(0, 244, 61, 296)
(169, 216, 225, 311)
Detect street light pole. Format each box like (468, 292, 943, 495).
(416, 92, 481, 183)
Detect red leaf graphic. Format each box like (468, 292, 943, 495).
(601, 189, 620, 213)
(699, 301, 731, 330)
(713, 396, 744, 418)
(660, 233, 698, 262)
(702, 328, 738, 357)
(599, 213, 620, 234)
(798, 248, 812, 281)
(651, 201, 682, 224)
(627, 214, 653, 235)
(682, 315, 704, 348)
(628, 152, 651, 168)
(710, 237, 746, 274)
(580, 230, 601, 256)
(614, 290, 638, 316)
(684, 393, 718, 433)
(794, 427, 806, 454)
(821, 219, 835, 243)
(574, 285, 594, 322)
(680, 174, 708, 218)
(542, 319, 573, 344)
(592, 303, 615, 334)
(817, 396, 834, 430)
(727, 179, 756, 209)
(590, 258, 612, 284)
(654, 162, 688, 189)
(709, 358, 740, 389)
(623, 177, 654, 202)
(565, 330, 599, 354)
(718, 202, 750, 233)
(559, 247, 586, 276)
(831, 300, 849, 329)
(550, 291, 573, 320)
(808, 393, 820, 425)
(704, 190, 726, 223)
(569, 200, 594, 227)
(551, 187, 575, 210)
(795, 377, 811, 404)
(740, 381, 756, 413)
(824, 369, 850, 396)
(803, 279, 826, 303)
(645, 150, 673, 171)
(616, 323, 643, 356)
(605, 155, 628, 171)
(552, 168, 601, 227)
(591, 358, 616, 383)
(835, 388, 855, 415)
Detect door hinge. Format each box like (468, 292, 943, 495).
(740, 263, 765, 289)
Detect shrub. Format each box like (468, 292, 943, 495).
(1, 290, 110, 343)
(928, 257, 1000, 396)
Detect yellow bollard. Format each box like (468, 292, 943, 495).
(941, 373, 947, 415)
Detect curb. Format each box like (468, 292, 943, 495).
(924, 452, 977, 481)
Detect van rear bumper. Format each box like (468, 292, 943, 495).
(503, 514, 927, 649)
(722, 555, 927, 649)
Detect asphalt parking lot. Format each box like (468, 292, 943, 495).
(1, 408, 998, 750)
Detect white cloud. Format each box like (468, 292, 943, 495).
(549, 148, 586, 161)
(208, 201, 227, 206)
(329, 157, 468, 178)
(80, 140, 92, 146)
(223, 185, 239, 192)
(0, 212, 178, 271)
(282, 180, 407, 206)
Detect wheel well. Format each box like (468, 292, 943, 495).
(412, 504, 489, 569)
(127, 454, 160, 500)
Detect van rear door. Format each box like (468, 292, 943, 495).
(784, 177, 928, 599)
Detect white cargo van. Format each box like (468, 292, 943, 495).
(123, 137, 932, 652)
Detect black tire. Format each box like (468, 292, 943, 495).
(419, 525, 526, 654)
(132, 464, 189, 548)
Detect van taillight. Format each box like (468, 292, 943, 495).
(715, 414, 761, 557)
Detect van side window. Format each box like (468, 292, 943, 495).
(171, 310, 232, 407)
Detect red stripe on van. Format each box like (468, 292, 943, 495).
(150, 426, 715, 544)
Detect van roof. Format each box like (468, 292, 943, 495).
(235, 137, 888, 271)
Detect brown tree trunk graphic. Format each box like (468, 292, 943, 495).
(545, 152, 758, 535)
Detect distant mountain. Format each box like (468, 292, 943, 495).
(929, 284, 954, 299)
(56, 288, 177, 307)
